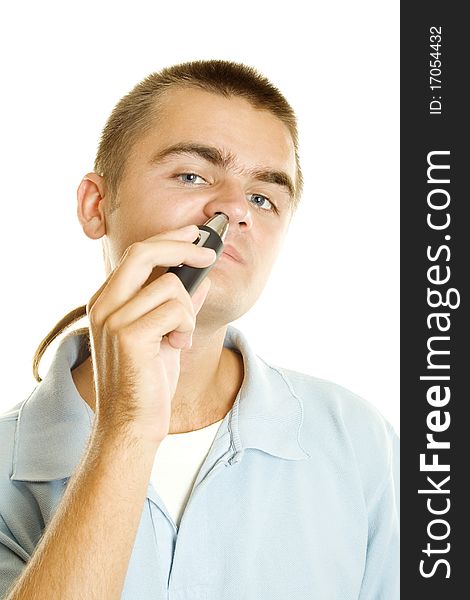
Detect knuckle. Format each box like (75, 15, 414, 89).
(166, 297, 183, 314)
(161, 272, 187, 296)
(167, 298, 191, 324)
(103, 315, 120, 335)
(87, 305, 102, 327)
(127, 241, 145, 259)
(162, 270, 182, 287)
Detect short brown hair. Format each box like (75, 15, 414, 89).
(32, 60, 303, 382)
(95, 59, 303, 212)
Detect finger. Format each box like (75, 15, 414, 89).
(192, 276, 212, 316)
(87, 224, 199, 315)
(167, 277, 212, 349)
(104, 272, 194, 333)
(120, 298, 195, 350)
(145, 224, 200, 243)
(90, 238, 216, 325)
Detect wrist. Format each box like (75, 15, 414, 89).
(90, 417, 162, 455)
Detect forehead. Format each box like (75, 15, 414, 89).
(136, 87, 296, 177)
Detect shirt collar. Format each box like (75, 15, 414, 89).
(11, 325, 309, 482)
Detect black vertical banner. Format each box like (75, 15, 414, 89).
(401, 3, 468, 597)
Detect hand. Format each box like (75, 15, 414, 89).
(85, 224, 216, 445)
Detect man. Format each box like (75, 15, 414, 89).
(0, 60, 399, 599)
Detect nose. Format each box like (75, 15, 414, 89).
(202, 181, 253, 230)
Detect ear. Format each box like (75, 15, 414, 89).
(76, 172, 108, 240)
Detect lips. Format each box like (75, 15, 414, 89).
(222, 244, 244, 263)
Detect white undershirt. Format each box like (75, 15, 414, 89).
(150, 419, 224, 528)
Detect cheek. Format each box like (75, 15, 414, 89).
(255, 225, 284, 261)
(248, 243, 281, 292)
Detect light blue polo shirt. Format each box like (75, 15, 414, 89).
(0, 325, 399, 599)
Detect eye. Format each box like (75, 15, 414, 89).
(176, 172, 207, 185)
(249, 193, 274, 211)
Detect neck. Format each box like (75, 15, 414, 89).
(71, 325, 244, 434)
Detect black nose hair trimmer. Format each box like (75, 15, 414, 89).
(166, 212, 229, 295)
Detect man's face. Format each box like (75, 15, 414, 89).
(101, 87, 297, 327)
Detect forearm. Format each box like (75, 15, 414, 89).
(6, 425, 159, 600)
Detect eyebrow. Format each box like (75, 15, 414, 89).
(149, 142, 296, 200)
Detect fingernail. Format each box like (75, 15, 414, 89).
(203, 248, 217, 262)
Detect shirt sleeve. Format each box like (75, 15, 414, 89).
(358, 424, 400, 600)
(0, 514, 29, 599)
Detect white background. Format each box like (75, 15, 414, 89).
(0, 0, 399, 433)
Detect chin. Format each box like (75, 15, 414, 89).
(196, 279, 259, 327)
